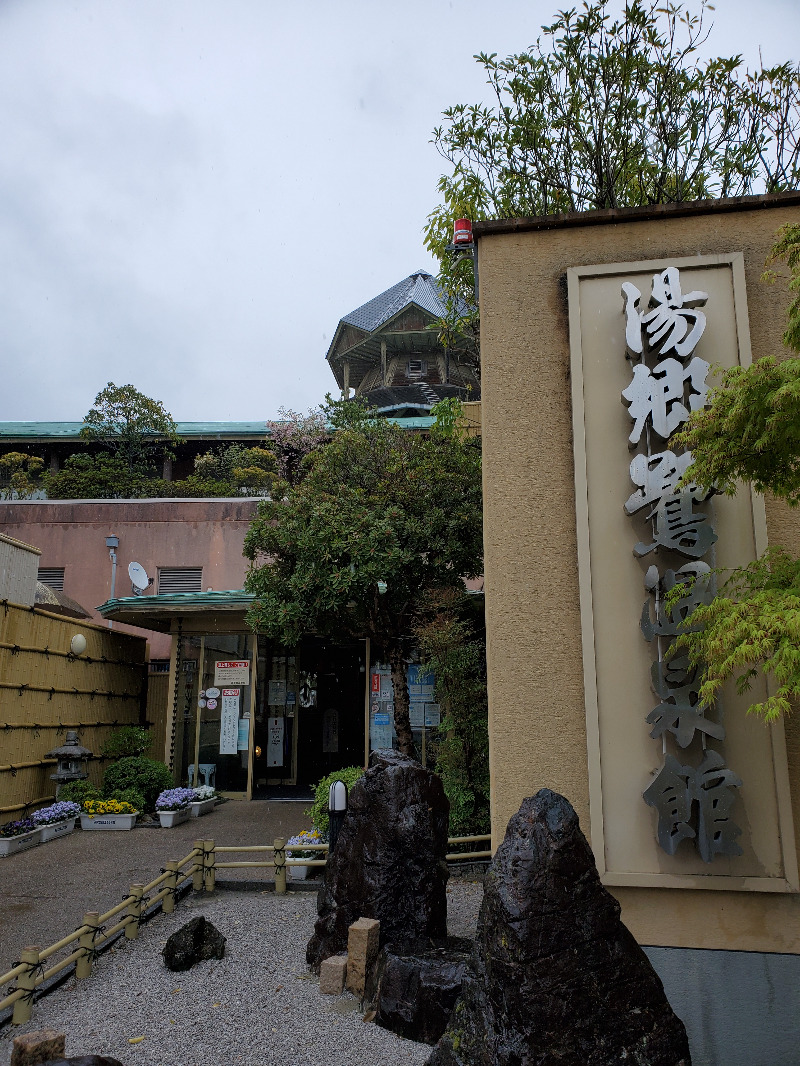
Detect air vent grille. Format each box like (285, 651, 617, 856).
(157, 567, 203, 594)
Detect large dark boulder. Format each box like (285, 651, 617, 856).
(428, 790, 691, 1066)
(372, 937, 473, 1045)
(306, 749, 449, 971)
(162, 915, 226, 972)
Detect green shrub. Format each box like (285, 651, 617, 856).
(58, 780, 101, 805)
(102, 725, 152, 761)
(103, 757, 173, 812)
(106, 787, 146, 812)
(306, 766, 365, 836)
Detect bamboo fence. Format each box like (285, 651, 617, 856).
(0, 599, 148, 814)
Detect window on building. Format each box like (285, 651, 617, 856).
(149, 659, 171, 674)
(37, 567, 65, 591)
(407, 358, 426, 380)
(157, 567, 203, 594)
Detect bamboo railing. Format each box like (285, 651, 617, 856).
(0, 832, 491, 1028)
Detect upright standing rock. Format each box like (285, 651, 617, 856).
(429, 789, 691, 1066)
(307, 749, 449, 971)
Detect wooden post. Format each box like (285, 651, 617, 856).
(164, 861, 179, 914)
(11, 946, 39, 1025)
(205, 839, 216, 892)
(274, 837, 286, 895)
(193, 841, 205, 891)
(381, 340, 387, 384)
(76, 912, 99, 979)
(126, 884, 144, 940)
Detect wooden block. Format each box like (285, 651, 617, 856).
(346, 917, 380, 997)
(319, 954, 348, 994)
(10, 1030, 66, 1066)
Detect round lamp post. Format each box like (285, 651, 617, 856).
(328, 779, 348, 854)
(46, 731, 93, 797)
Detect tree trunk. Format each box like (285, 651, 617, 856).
(389, 644, 417, 759)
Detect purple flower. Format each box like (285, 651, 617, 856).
(156, 787, 196, 811)
(0, 818, 36, 838)
(31, 801, 81, 826)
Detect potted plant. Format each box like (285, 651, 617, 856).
(286, 828, 326, 879)
(80, 798, 138, 831)
(31, 800, 81, 842)
(0, 817, 42, 857)
(155, 788, 195, 828)
(189, 784, 217, 818)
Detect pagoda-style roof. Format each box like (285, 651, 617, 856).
(326, 270, 474, 395)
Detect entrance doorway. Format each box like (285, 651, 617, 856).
(252, 636, 366, 797)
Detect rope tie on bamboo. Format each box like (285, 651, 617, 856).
(48, 689, 55, 700)
(137, 896, 152, 926)
(14, 958, 45, 1003)
(10, 644, 20, 655)
(17, 684, 28, 696)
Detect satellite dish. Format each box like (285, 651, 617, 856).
(128, 562, 151, 596)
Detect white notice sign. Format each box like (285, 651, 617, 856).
(214, 660, 250, 686)
(219, 688, 241, 754)
(267, 716, 284, 767)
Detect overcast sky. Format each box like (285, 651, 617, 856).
(1, 0, 798, 423)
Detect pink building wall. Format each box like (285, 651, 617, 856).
(0, 498, 260, 658)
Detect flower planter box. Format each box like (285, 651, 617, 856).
(80, 812, 137, 831)
(39, 817, 77, 843)
(157, 808, 191, 828)
(289, 863, 312, 880)
(0, 828, 42, 857)
(189, 799, 216, 818)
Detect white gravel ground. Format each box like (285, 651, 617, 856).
(1, 881, 483, 1066)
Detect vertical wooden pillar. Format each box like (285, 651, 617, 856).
(381, 340, 387, 384)
(76, 912, 99, 979)
(12, 946, 39, 1025)
(274, 837, 287, 895)
(126, 884, 144, 939)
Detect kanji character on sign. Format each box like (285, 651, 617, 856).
(623, 267, 708, 359)
(622, 356, 710, 447)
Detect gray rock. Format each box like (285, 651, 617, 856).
(372, 937, 473, 1045)
(40, 1059, 125, 1066)
(307, 749, 449, 971)
(161, 915, 226, 972)
(428, 789, 691, 1066)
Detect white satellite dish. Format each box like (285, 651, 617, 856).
(128, 562, 151, 596)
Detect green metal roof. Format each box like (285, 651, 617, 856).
(0, 417, 432, 441)
(97, 590, 254, 631)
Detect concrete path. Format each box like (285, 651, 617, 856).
(0, 800, 312, 974)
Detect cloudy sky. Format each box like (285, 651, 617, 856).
(1, 0, 798, 423)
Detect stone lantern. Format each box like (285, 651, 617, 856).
(46, 731, 93, 796)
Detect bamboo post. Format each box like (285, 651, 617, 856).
(11, 946, 39, 1025)
(163, 861, 179, 914)
(205, 839, 216, 892)
(126, 884, 144, 939)
(193, 841, 205, 891)
(274, 837, 286, 895)
(76, 913, 99, 979)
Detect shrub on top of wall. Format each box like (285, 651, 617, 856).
(103, 757, 173, 812)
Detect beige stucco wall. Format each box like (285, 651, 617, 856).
(477, 197, 800, 952)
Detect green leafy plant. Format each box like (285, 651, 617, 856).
(415, 589, 489, 837)
(106, 787, 146, 812)
(102, 726, 152, 761)
(102, 757, 173, 812)
(0, 451, 44, 499)
(58, 780, 102, 805)
(306, 766, 366, 837)
(673, 224, 800, 721)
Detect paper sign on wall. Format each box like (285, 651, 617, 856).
(267, 716, 284, 767)
(215, 660, 250, 686)
(219, 689, 240, 754)
(268, 679, 286, 706)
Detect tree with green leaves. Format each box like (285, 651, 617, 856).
(0, 452, 44, 499)
(414, 588, 489, 835)
(81, 382, 179, 474)
(673, 224, 800, 722)
(243, 398, 483, 756)
(425, 0, 800, 354)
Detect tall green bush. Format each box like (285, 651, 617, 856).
(103, 757, 172, 812)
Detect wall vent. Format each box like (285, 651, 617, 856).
(37, 567, 65, 591)
(157, 567, 203, 594)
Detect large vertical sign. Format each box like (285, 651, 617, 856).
(620, 266, 742, 863)
(568, 253, 797, 892)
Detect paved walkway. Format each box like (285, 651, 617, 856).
(0, 800, 313, 974)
